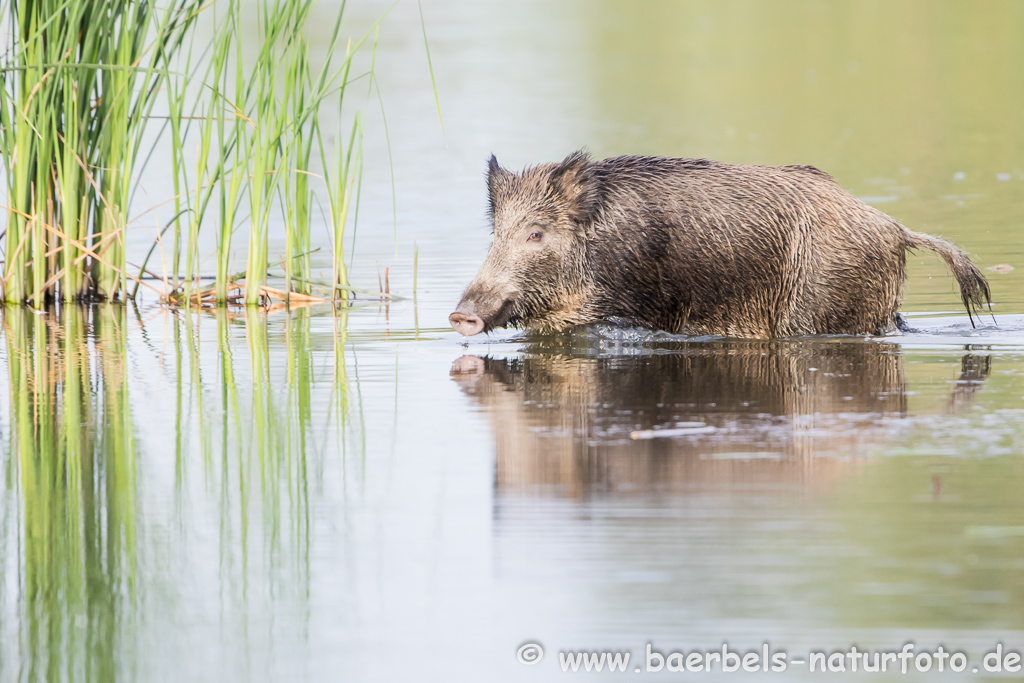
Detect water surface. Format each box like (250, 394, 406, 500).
(5, 1, 1024, 681)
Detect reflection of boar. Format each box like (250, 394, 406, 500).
(449, 153, 990, 338)
(451, 342, 989, 495)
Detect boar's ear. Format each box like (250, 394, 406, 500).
(487, 154, 511, 215)
(548, 150, 598, 225)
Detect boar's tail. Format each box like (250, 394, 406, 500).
(904, 229, 993, 328)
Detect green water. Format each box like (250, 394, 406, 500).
(4, 1, 1024, 681)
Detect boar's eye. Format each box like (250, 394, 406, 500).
(527, 231, 543, 243)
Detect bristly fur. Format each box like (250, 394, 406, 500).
(457, 151, 992, 338)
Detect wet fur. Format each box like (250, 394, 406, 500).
(461, 152, 992, 338)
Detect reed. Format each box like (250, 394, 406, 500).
(0, 0, 203, 306)
(0, 0, 409, 307)
(163, 0, 389, 307)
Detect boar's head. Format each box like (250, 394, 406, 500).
(450, 151, 599, 336)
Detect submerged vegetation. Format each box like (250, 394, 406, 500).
(0, 0, 412, 308)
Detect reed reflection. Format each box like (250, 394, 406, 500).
(0, 304, 360, 682)
(451, 340, 991, 496)
(0, 305, 133, 682)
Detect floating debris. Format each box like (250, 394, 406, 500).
(702, 452, 785, 461)
(630, 424, 716, 440)
(987, 264, 1015, 273)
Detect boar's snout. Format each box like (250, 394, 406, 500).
(449, 301, 485, 336)
(448, 309, 483, 339)
(450, 286, 517, 336)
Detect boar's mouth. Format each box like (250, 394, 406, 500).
(484, 298, 517, 332)
(449, 297, 517, 336)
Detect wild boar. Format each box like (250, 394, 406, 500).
(448, 152, 991, 338)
